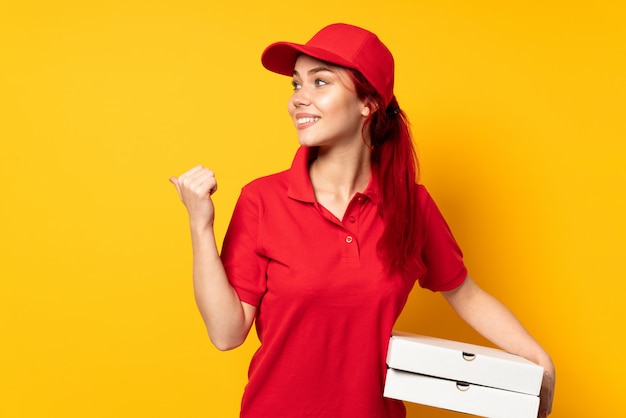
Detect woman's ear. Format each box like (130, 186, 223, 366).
(361, 100, 378, 117)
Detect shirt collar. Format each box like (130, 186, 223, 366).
(287, 146, 381, 206)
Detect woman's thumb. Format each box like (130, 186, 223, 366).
(169, 177, 181, 196)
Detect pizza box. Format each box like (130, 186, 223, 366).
(385, 332, 544, 396)
(384, 368, 540, 418)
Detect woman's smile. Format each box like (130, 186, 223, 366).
(295, 113, 321, 129)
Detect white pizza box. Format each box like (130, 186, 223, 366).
(384, 368, 540, 418)
(386, 332, 544, 396)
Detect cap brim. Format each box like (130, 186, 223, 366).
(261, 42, 357, 76)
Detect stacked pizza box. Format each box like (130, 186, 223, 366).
(384, 332, 544, 418)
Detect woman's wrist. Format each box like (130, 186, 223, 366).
(535, 351, 555, 377)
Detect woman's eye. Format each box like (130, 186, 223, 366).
(291, 80, 301, 90)
(315, 78, 328, 87)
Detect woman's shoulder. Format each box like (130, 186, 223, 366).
(413, 183, 444, 218)
(414, 182, 432, 203)
(241, 169, 290, 195)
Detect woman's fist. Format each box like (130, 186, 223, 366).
(170, 165, 218, 227)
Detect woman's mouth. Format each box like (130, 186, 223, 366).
(296, 116, 320, 129)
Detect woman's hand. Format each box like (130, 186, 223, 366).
(170, 165, 218, 227)
(538, 369, 555, 417)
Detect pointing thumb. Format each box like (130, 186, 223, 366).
(169, 177, 181, 197)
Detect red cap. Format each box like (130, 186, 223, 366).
(261, 23, 395, 107)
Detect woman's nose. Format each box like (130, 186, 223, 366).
(292, 87, 311, 107)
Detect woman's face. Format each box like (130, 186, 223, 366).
(288, 54, 371, 149)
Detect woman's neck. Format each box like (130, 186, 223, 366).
(309, 143, 372, 220)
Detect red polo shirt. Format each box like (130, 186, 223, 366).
(221, 146, 467, 418)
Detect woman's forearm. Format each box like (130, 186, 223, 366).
(189, 223, 256, 351)
(442, 276, 554, 374)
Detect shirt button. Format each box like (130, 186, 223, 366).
(345, 235, 353, 243)
(348, 216, 356, 223)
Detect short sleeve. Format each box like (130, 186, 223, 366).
(221, 186, 269, 307)
(417, 186, 468, 292)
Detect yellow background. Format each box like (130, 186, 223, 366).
(1, 1, 624, 417)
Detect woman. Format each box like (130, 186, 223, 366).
(170, 23, 555, 418)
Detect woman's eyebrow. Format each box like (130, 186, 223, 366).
(309, 66, 334, 74)
(293, 66, 335, 77)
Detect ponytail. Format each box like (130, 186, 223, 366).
(347, 70, 421, 276)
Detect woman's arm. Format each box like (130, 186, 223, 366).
(170, 165, 256, 351)
(442, 275, 555, 418)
